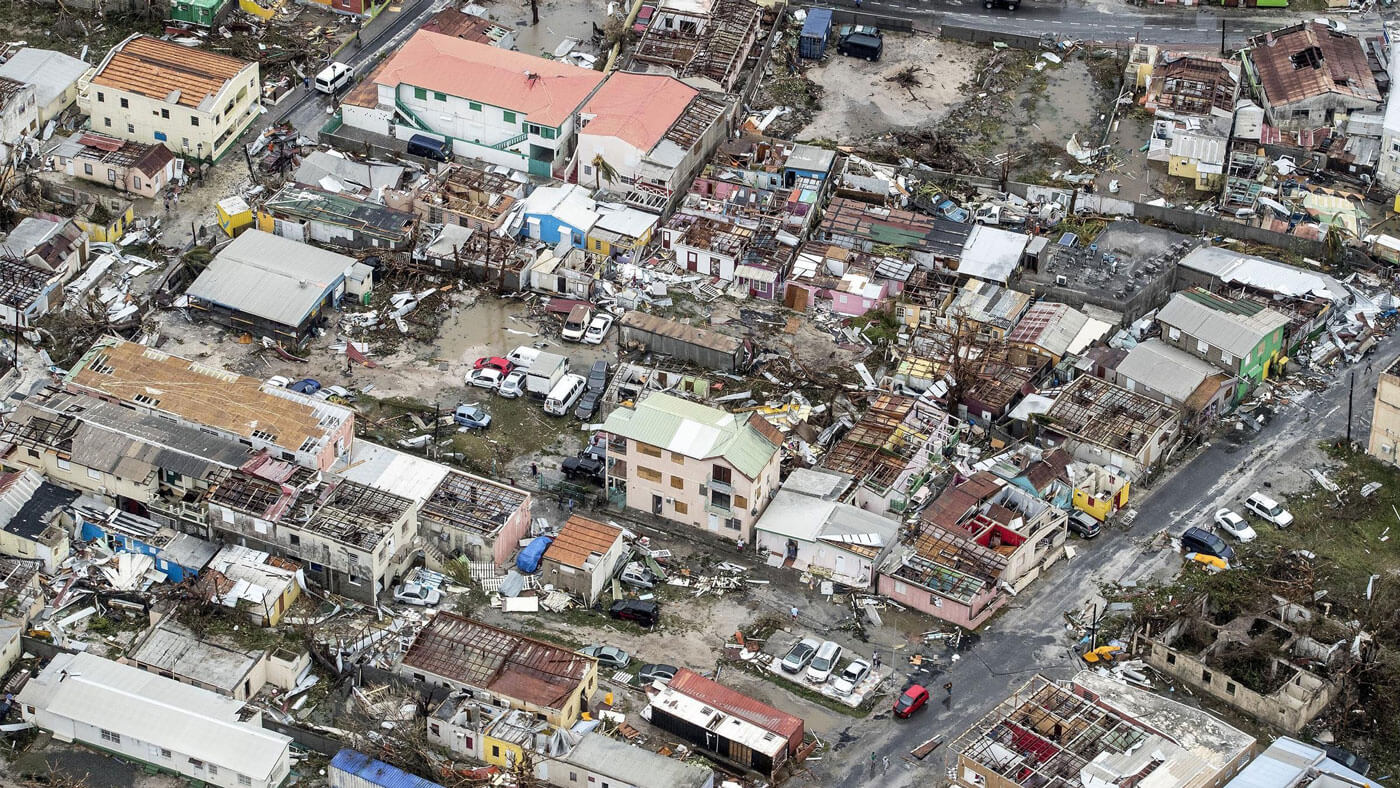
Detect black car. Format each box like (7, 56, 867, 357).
(1181, 526, 1237, 564)
(609, 599, 659, 627)
(587, 360, 609, 392)
(562, 453, 604, 482)
(1067, 511, 1101, 539)
(575, 389, 601, 421)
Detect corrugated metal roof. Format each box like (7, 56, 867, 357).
(601, 392, 778, 479)
(186, 230, 353, 327)
(330, 749, 445, 788)
(668, 669, 803, 747)
(563, 733, 713, 788)
(1157, 291, 1290, 358)
(0, 48, 91, 109)
(542, 515, 622, 568)
(1115, 339, 1217, 402)
(91, 35, 251, 109)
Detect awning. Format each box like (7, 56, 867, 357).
(734, 264, 778, 284)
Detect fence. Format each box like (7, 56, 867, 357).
(940, 24, 1042, 50)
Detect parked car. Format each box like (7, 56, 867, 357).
(619, 562, 656, 589)
(805, 640, 844, 684)
(609, 599, 659, 627)
(1244, 492, 1294, 528)
(1180, 526, 1236, 564)
(586, 360, 610, 392)
(288, 378, 321, 395)
(837, 31, 883, 61)
(893, 685, 929, 718)
(467, 367, 505, 390)
(575, 390, 601, 421)
(267, 375, 292, 388)
(453, 403, 491, 429)
(1322, 745, 1369, 776)
(780, 637, 822, 674)
(314, 384, 354, 403)
(1213, 509, 1257, 542)
(393, 582, 441, 606)
(579, 644, 630, 669)
(499, 368, 527, 398)
(473, 356, 514, 375)
(830, 658, 871, 696)
(583, 314, 614, 345)
(562, 304, 593, 342)
(1067, 511, 1101, 539)
(638, 663, 678, 684)
(561, 452, 605, 482)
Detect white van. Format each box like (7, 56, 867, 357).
(561, 304, 593, 342)
(1244, 492, 1294, 528)
(507, 346, 541, 369)
(544, 373, 586, 416)
(314, 62, 353, 94)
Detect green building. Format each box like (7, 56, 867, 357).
(169, 0, 228, 27)
(1156, 288, 1290, 400)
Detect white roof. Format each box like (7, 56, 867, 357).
(0, 48, 90, 109)
(1178, 246, 1348, 302)
(336, 440, 452, 502)
(649, 684, 786, 757)
(593, 204, 657, 239)
(755, 488, 898, 546)
(1169, 132, 1226, 169)
(1386, 39, 1400, 136)
(524, 184, 599, 235)
(186, 230, 354, 327)
(1116, 339, 1218, 402)
(959, 225, 1028, 284)
(19, 652, 291, 781)
(1067, 316, 1114, 356)
(1225, 736, 1375, 788)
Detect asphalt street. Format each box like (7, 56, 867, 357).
(831, 333, 1400, 787)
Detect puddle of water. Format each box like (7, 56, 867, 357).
(1023, 60, 1101, 146)
(508, 0, 609, 58)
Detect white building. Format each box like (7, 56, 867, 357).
(79, 34, 261, 162)
(0, 77, 38, 153)
(341, 30, 603, 177)
(753, 468, 897, 588)
(1379, 38, 1400, 191)
(0, 48, 91, 125)
(18, 651, 293, 788)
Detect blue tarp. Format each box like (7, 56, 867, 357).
(516, 535, 553, 573)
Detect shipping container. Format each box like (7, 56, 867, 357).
(799, 8, 833, 59)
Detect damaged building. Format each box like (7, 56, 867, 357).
(1039, 375, 1182, 480)
(629, 0, 764, 94)
(820, 393, 963, 514)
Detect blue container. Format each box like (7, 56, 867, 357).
(800, 8, 833, 59)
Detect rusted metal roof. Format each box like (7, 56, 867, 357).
(91, 35, 250, 108)
(668, 669, 804, 750)
(542, 515, 622, 569)
(1246, 22, 1380, 109)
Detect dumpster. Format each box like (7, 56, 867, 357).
(800, 8, 833, 59)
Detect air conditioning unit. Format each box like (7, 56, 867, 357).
(665, 497, 674, 505)
(1055, 275, 1068, 287)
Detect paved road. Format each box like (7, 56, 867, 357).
(832, 332, 1400, 787)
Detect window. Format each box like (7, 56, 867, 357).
(638, 466, 662, 483)
(503, 110, 516, 123)
(491, 746, 500, 758)
(289, 534, 300, 547)
(434, 91, 446, 101)
(725, 517, 741, 530)
(96, 91, 104, 102)
(670, 452, 685, 464)
(161, 108, 169, 119)
(670, 475, 684, 490)
(637, 443, 662, 458)
(527, 123, 541, 135)
(1166, 653, 1177, 665)
(430, 724, 440, 735)
(734, 494, 748, 510)
(208, 765, 217, 775)
(190, 116, 199, 126)
(1202, 669, 1212, 683)
(712, 465, 732, 485)
(56, 458, 71, 471)
(711, 490, 731, 510)
(469, 101, 482, 111)
(108, 167, 117, 182)
(133, 177, 141, 189)
(1168, 326, 1181, 341)
(103, 117, 111, 127)
(542, 127, 556, 139)
(100, 729, 120, 744)
(126, 123, 134, 134)
(673, 500, 688, 514)
(1225, 682, 1236, 695)
(87, 468, 102, 481)
(414, 87, 427, 100)
(238, 775, 251, 786)
(83, 163, 93, 175)
(182, 137, 189, 149)
(1220, 351, 1233, 365)
(120, 97, 128, 108)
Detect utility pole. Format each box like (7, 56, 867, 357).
(1346, 370, 1355, 447)
(1220, 21, 1227, 57)
(431, 401, 440, 460)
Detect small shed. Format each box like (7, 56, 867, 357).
(169, 0, 228, 26)
(216, 196, 252, 237)
(539, 515, 626, 604)
(800, 8, 833, 59)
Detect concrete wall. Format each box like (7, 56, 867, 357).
(877, 571, 1002, 629)
(78, 63, 261, 161)
(1368, 366, 1400, 462)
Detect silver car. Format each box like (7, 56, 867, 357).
(830, 658, 871, 696)
(780, 637, 822, 674)
(393, 582, 441, 606)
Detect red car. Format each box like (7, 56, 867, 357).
(893, 685, 929, 718)
(474, 356, 513, 375)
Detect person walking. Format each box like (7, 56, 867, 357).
(790, 606, 800, 622)
(944, 681, 953, 697)
(869, 752, 876, 776)
(882, 755, 889, 774)
(530, 462, 538, 476)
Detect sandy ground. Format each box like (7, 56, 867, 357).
(799, 35, 979, 143)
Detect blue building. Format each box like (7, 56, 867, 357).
(76, 502, 217, 583)
(329, 749, 445, 788)
(519, 184, 598, 250)
(781, 143, 836, 186)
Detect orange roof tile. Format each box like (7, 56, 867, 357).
(580, 72, 698, 153)
(543, 515, 623, 569)
(91, 35, 251, 109)
(370, 31, 604, 127)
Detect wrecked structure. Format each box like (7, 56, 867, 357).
(629, 0, 764, 94)
(1040, 376, 1182, 480)
(820, 393, 963, 514)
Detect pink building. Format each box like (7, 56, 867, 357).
(50, 132, 177, 199)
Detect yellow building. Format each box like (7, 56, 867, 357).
(75, 202, 135, 243)
(79, 34, 261, 162)
(1167, 133, 1225, 192)
(585, 207, 657, 258)
(1068, 463, 1131, 522)
(216, 195, 253, 236)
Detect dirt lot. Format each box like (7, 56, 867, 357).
(798, 35, 979, 144)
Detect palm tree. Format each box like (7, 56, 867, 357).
(591, 154, 618, 192)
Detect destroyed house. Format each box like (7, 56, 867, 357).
(64, 336, 354, 471)
(1148, 54, 1240, 118)
(49, 133, 177, 199)
(1113, 339, 1237, 428)
(950, 672, 1255, 788)
(1041, 375, 1181, 480)
(1244, 22, 1381, 130)
(341, 32, 604, 177)
(198, 544, 302, 627)
(943, 280, 1033, 339)
(207, 454, 416, 603)
(0, 213, 88, 282)
(400, 613, 599, 726)
(409, 161, 522, 233)
(820, 394, 962, 514)
(1004, 301, 1106, 366)
(0, 252, 67, 328)
(420, 7, 517, 48)
(0, 76, 37, 149)
(183, 229, 359, 344)
(754, 468, 898, 588)
(126, 618, 306, 701)
(0, 469, 75, 572)
(1173, 245, 1347, 347)
(816, 197, 967, 268)
(417, 469, 532, 567)
(293, 150, 405, 196)
(630, 0, 763, 94)
(732, 222, 798, 300)
(784, 243, 910, 315)
(878, 472, 1066, 629)
(76, 502, 216, 583)
(19, 651, 294, 788)
(661, 212, 755, 282)
(647, 668, 804, 780)
(330, 749, 447, 788)
(257, 184, 415, 250)
(576, 72, 734, 211)
(601, 392, 781, 542)
(552, 732, 717, 788)
(0, 389, 251, 534)
(81, 35, 261, 161)
(0, 47, 90, 125)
